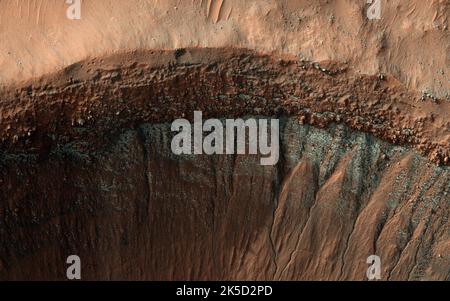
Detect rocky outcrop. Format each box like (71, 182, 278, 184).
(0, 119, 448, 280)
(1, 49, 448, 165)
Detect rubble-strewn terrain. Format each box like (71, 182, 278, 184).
(1, 49, 448, 165)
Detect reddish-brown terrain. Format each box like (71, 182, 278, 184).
(0, 1, 448, 281)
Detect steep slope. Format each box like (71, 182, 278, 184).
(0, 49, 448, 165)
(0, 120, 448, 280)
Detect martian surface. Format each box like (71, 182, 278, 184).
(0, 0, 448, 280)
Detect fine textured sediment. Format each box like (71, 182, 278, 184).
(1, 0, 448, 98)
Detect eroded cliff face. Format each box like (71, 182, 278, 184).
(0, 119, 448, 280)
(1, 49, 448, 165)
